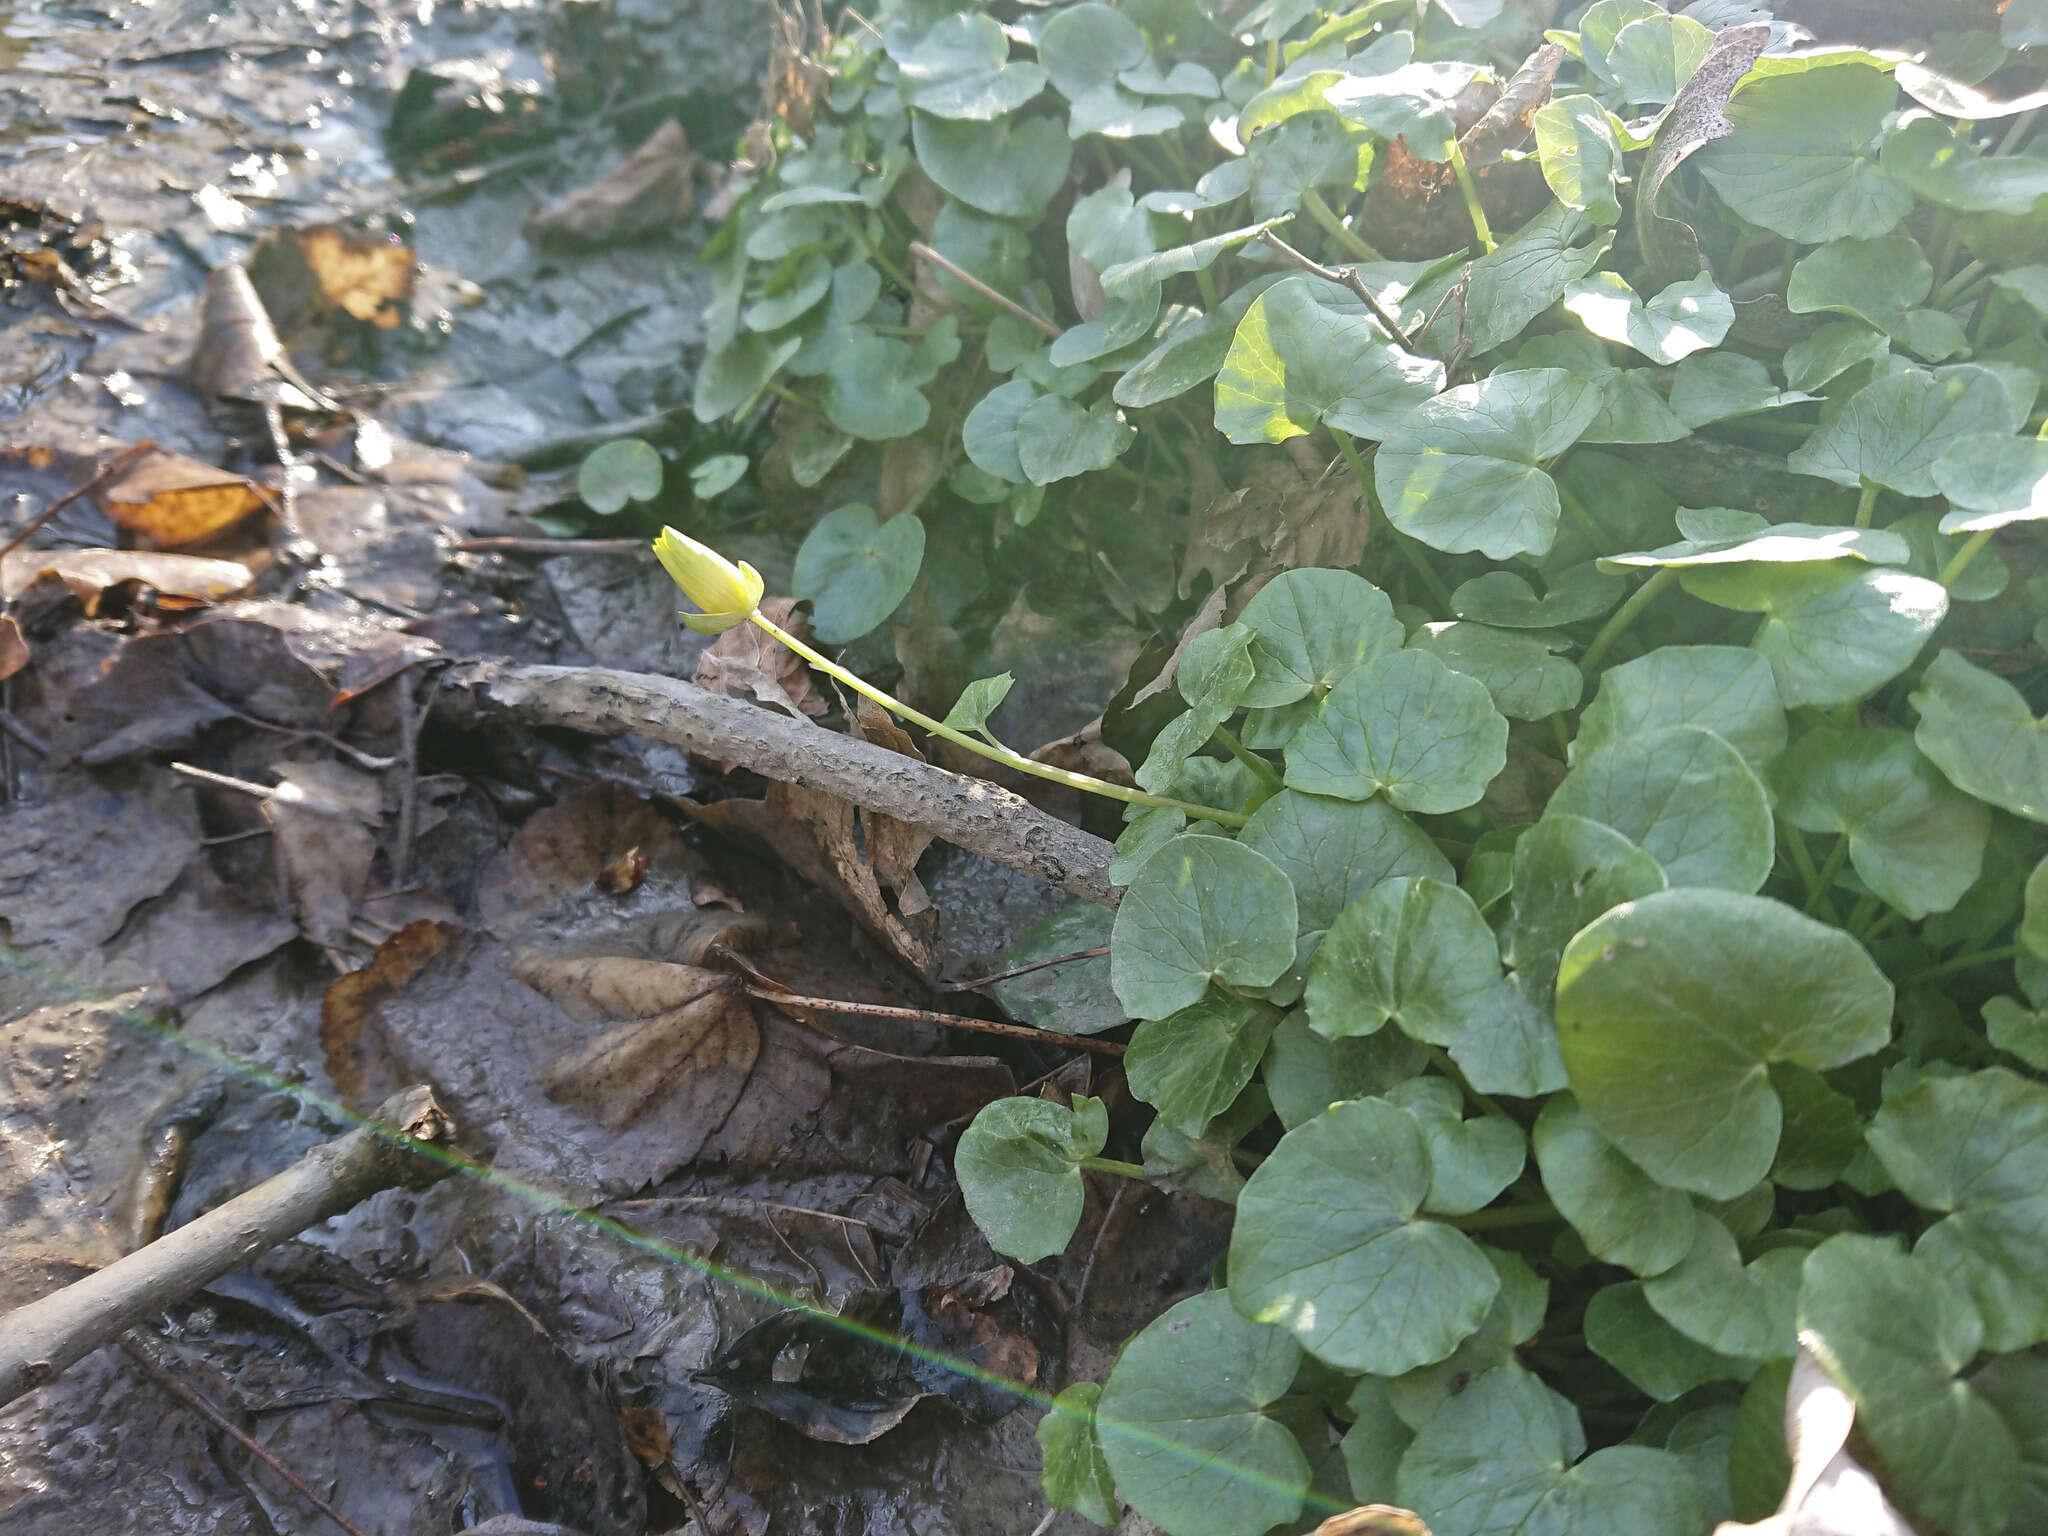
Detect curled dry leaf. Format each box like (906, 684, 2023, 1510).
(1713, 1339, 1918, 1536)
(1180, 458, 1369, 600)
(1313, 1508, 1432, 1536)
(595, 845, 649, 896)
(527, 119, 694, 248)
(97, 448, 269, 549)
(0, 548, 252, 612)
(0, 615, 27, 680)
(188, 262, 335, 411)
(262, 758, 386, 951)
(692, 594, 828, 735)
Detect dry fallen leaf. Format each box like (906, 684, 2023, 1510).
(262, 758, 385, 952)
(1313, 1507, 1431, 1536)
(295, 224, 415, 328)
(693, 594, 828, 734)
(98, 448, 269, 548)
(189, 262, 335, 411)
(596, 845, 649, 895)
(0, 615, 27, 680)
(1180, 457, 1369, 600)
(527, 119, 695, 248)
(0, 548, 252, 611)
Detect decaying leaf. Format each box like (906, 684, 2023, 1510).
(1314, 1507, 1431, 1536)
(0, 772, 200, 952)
(1459, 43, 1564, 170)
(0, 548, 252, 612)
(0, 615, 27, 680)
(97, 448, 269, 548)
(478, 781, 723, 929)
(188, 262, 336, 410)
(1180, 456, 1370, 599)
(693, 594, 829, 731)
(261, 758, 385, 952)
(321, 918, 457, 1109)
(595, 845, 649, 895)
(528, 120, 695, 247)
(520, 955, 761, 1135)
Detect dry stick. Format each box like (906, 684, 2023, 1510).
(908, 241, 1062, 340)
(939, 945, 1112, 993)
(1257, 228, 1417, 353)
(436, 660, 1121, 907)
(119, 1329, 374, 1536)
(0, 1086, 454, 1408)
(0, 440, 157, 560)
(454, 536, 648, 555)
(743, 983, 1126, 1056)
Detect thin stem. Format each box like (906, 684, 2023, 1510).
(841, 209, 913, 292)
(1842, 892, 1882, 937)
(908, 240, 1061, 339)
(1265, 37, 1278, 86)
(1578, 567, 1674, 675)
(1805, 836, 1850, 917)
(1195, 264, 1219, 310)
(1996, 109, 2039, 157)
(1853, 478, 1881, 530)
(1301, 187, 1384, 263)
(1443, 1200, 1560, 1232)
(749, 612, 1250, 826)
(1421, 1043, 1508, 1122)
(1932, 258, 1985, 309)
(1331, 427, 1454, 613)
(1081, 1156, 1150, 1181)
(1859, 909, 1902, 944)
(1211, 723, 1286, 797)
(1447, 140, 1495, 253)
(1939, 528, 1994, 589)
(1556, 477, 1613, 554)
(1898, 945, 2020, 989)
(766, 380, 827, 415)
(1781, 822, 1834, 922)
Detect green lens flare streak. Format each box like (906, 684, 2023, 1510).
(0, 943, 1349, 1519)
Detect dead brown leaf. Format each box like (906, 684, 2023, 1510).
(1314, 1507, 1432, 1536)
(189, 262, 334, 411)
(595, 845, 649, 895)
(0, 548, 252, 612)
(854, 697, 935, 923)
(692, 594, 828, 732)
(477, 780, 715, 929)
(297, 224, 415, 328)
(527, 119, 694, 248)
(1180, 456, 1369, 600)
(0, 614, 27, 680)
(262, 758, 385, 951)
(519, 954, 761, 1137)
(1030, 718, 1134, 784)
(97, 448, 269, 549)
(321, 917, 456, 1108)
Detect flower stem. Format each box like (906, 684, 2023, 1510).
(1302, 188, 1382, 262)
(1898, 945, 2020, 989)
(766, 380, 827, 415)
(1578, 567, 1673, 675)
(1853, 478, 1881, 530)
(1805, 835, 1850, 917)
(1447, 141, 1495, 253)
(1939, 528, 1994, 589)
(749, 612, 1250, 827)
(1081, 1156, 1149, 1181)
(1331, 427, 1454, 614)
(1444, 1200, 1559, 1232)
(1211, 723, 1286, 798)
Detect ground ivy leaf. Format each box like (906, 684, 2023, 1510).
(1587, 1282, 1755, 1400)
(1395, 203, 1613, 362)
(1135, 623, 1257, 793)
(790, 504, 925, 643)
(1264, 1010, 1429, 1131)
(1556, 888, 1896, 1198)
(942, 672, 1014, 734)
(1769, 1063, 1865, 1190)
(1788, 363, 2021, 495)
(1501, 814, 1667, 1010)
(962, 378, 1039, 482)
(912, 113, 1074, 218)
(1532, 93, 1624, 225)
(1599, 518, 1909, 571)
(891, 12, 1048, 120)
(1911, 649, 2048, 822)
(1603, 12, 1715, 105)
(1971, 1355, 2048, 1536)
(1068, 183, 1155, 279)
(1037, 1382, 1117, 1527)
(743, 250, 834, 333)
(693, 333, 801, 422)
(1533, 1093, 1697, 1277)
(1016, 395, 1135, 484)
(1214, 276, 1444, 446)
(1643, 1215, 1801, 1360)
(954, 1094, 1107, 1263)
(1509, 331, 1692, 444)
(1784, 320, 1891, 393)
(1867, 1068, 2048, 1352)
(1934, 434, 2048, 533)
(1397, 1364, 1704, 1536)
(1230, 1097, 1501, 1374)
(1986, 996, 2048, 1070)
(1881, 113, 2048, 215)
(1234, 30, 1413, 138)
(823, 334, 935, 440)
(1696, 63, 1912, 242)
(1125, 995, 1278, 1139)
(1385, 1250, 1549, 1433)
(1096, 1292, 1308, 1536)
(578, 438, 663, 513)
(1375, 369, 1604, 559)
(1667, 351, 1817, 425)
(1343, 1376, 1415, 1504)
(1579, 0, 1668, 88)
(1239, 789, 1452, 953)
(1774, 727, 1991, 918)
(1285, 651, 1508, 814)
(1142, 1083, 1269, 1204)
(1307, 876, 1510, 1046)
(1682, 562, 1949, 710)
(1576, 645, 1787, 772)
(1101, 218, 1286, 301)
(1387, 1077, 1526, 1217)
(992, 900, 1122, 1036)
(1037, 1, 1148, 103)
(1799, 1234, 2022, 1536)
(1407, 622, 1583, 721)
(1563, 272, 1733, 363)
(1547, 725, 1773, 892)
(1111, 835, 1299, 1018)
(1325, 60, 1485, 161)
(1452, 564, 1627, 629)
(1237, 567, 1405, 708)
(1785, 232, 1933, 350)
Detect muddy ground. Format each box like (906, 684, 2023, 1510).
(0, 3, 1207, 1532)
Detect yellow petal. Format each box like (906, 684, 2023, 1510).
(652, 528, 763, 631)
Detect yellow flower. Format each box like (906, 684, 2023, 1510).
(652, 526, 765, 634)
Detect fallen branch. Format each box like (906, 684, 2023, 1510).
(0, 1086, 455, 1408)
(1258, 228, 1418, 353)
(436, 660, 1120, 907)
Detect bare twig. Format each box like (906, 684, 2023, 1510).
(0, 440, 156, 560)
(1257, 229, 1416, 352)
(741, 982, 1126, 1056)
(169, 761, 275, 798)
(0, 706, 50, 759)
(453, 536, 647, 555)
(940, 946, 1112, 993)
(0, 1086, 454, 1407)
(435, 660, 1120, 907)
(392, 668, 441, 886)
(909, 241, 1062, 339)
(119, 1329, 374, 1536)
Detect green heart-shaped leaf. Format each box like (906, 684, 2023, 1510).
(1111, 835, 1299, 1018)
(992, 900, 1121, 1037)
(1037, 1383, 1116, 1527)
(1556, 888, 1895, 1197)
(1407, 622, 1583, 721)
(1934, 434, 2048, 533)
(1306, 876, 1512, 1046)
(1237, 566, 1404, 707)
(913, 113, 1074, 218)
(1667, 352, 1817, 425)
(1533, 1093, 1697, 1276)
(891, 11, 1047, 121)
(1387, 1077, 1526, 1217)
(1016, 394, 1136, 484)
(1563, 272, 1733, 364)
(1575, 645, 1787, 772)
(791, 503, 926, 642)
(1126, 994, 1278, 1139)
(1285, 650, 1509, 813)
(1231, 1097, 1501, 1373)
(1452, 564, 1627, 628)
(1880, 113, 2048, 215)
(962, 378, 1039, 482)
(1325, 60, 1484, 160)
(1240, 789, 1451, 950)
(1788, 364, 2021, 495)
(954, 1094, 1107, 1262)
(577, 437, 663, 514)
(1263, 1011, 1429, 1131)
(1394, 203, 1613, 361)
(1376, 369, 1604, 559)
(1548, 725, 1774, 892)
(822, 334, 935, 440)
(1602, 12, 1714, 105)
(1502, 814, 1667, 1010)
(1586, 1281, 1755, 1400)
(1643, 1215, 1802, 1360)
(1911, 649, 2048, 822)
(1533, 93, 1624, 226)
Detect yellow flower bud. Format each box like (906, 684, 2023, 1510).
(652, 526, 765, 634)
